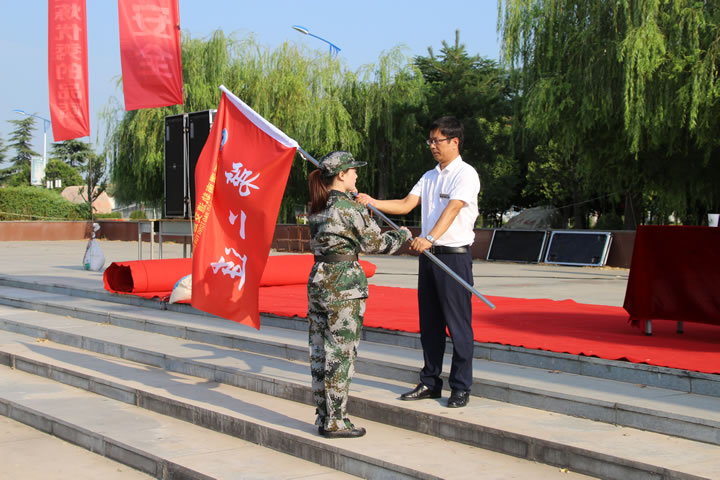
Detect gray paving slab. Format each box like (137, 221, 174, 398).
(0, 416, 154, 480)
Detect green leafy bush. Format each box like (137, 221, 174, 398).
(0, 186, 87, 221)
(129, 209, 147, 219)
(95, 212, 122, 219)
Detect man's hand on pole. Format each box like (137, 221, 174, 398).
(355, 192, 375, 207)
(410, 236, 432, 253)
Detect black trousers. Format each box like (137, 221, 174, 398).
(417, 249, 474, 392)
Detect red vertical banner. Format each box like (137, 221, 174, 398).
(117, 0, 184, 111)
(48, 0, 90, 141)
(192, 86, 298, 329)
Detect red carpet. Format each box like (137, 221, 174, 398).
(260, 284, 720, 375)
(103, 258, 720, 375)
(103, 256, 377, 298)
(104, 258, 192, 299)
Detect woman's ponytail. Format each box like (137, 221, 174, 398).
(308, 169, 333, 214)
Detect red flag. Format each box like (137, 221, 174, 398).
(48, 0, 90, 141)
(192, 86, 298, 329)
(117, 0, 183, 111)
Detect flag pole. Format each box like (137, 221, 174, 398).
(296, 147, 496, 310)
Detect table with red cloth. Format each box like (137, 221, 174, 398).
(623, 225, 720, 333)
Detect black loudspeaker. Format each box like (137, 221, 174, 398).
(163, 110, 215, 218)
(164, 114, 186, 218)
(544, 231, 613, 266)
(187, 110, 215, 215)
(487, 229, 548, 263)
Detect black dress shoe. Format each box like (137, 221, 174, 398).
(321, 427, 367, 438)
(400, 383, 442, 401)
(447, 389, 470, 408)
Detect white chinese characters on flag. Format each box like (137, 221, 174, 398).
(192, 86, 298, 329)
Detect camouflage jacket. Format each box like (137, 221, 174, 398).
(308, 190, 410, 303)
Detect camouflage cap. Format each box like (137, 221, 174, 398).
(318, 151, 367, 177)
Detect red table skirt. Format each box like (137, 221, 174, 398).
(623, 225, 720, 328)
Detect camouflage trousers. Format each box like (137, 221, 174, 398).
(307, 296, 365, 432)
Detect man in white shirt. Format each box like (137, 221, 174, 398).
(357, 116, 480, 408)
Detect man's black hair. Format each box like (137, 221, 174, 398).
(430, 116, 464, 151)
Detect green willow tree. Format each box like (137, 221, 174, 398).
(105, 29, 524, 226)
(104, 31, 363, 221)
(499, 0, 720, 227)
(225, 39, 361, 221)
(499, 0, 628, 227)
(348, 46, 427, 215)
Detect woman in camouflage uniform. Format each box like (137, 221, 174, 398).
(307, 151, 410, 439)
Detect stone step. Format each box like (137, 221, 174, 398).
(1, 285, 719, 448)
(0, 363, 358, 480)
(0, 416, 154, 480)
(0, 331, 590, 480)
(1, 276, 717, 400)
(1, 305, 719, 479)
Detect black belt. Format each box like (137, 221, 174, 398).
(428, 245, 469, 254)
(314, 254, 358, 263)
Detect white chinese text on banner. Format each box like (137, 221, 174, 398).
(192, 86, 298, 329)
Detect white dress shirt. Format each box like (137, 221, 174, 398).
(410, 155, 480, 247)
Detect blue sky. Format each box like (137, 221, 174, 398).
(1, 1, 501, 157)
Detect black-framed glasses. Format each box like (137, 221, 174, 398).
(426, 137, 453, 146)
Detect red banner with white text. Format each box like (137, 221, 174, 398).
(192, 86, 298, 329)
(117, 0, 183, 111)
(48, 0, 90, 141)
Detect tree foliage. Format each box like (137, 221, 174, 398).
(0, 134, 7, 165)
(78, 152, 108, 220)
(101, 17, 719, 230)
(1, 117, 40, 186)
(105, 32, 362, 220)
(44, 158, 84, 188)
(50, 139, 93, 168)
(0, 186, 85, 220)
(7, 117, 39, 167)
(499, 0, 720, 225)
(348, 46, 426, 217)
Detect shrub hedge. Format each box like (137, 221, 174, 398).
(0, 186, 88, 221)
(95, 212, 123, 219)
